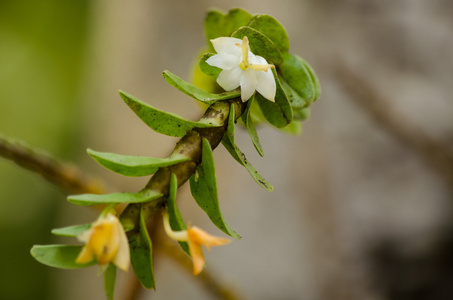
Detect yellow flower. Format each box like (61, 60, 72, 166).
(163, 211, 231, 275)
(76, 213, 130, 271)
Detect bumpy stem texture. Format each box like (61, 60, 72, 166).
(120, 99, 244, 231)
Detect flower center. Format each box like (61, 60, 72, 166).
(238, 37, 274, 72)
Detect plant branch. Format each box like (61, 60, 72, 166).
(334, 61, 453, 187)
(120, 99, 244, 231)
(0, 133, 105, 194)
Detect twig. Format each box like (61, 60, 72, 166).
(0, 133, 105, 194)
(120, 99, 244, 231)
(334, 61, 453, 187)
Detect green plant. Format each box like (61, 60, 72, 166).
(27, 8, 320, 299)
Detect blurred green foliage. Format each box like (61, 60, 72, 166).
(0, 0, 89, 299)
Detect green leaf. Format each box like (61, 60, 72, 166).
(192, 50, 222, 94)
(130, 207, 155, 289)
(256, 68, 293, 128)
(222, 104, 273, 191)
(162, 71, 240, 105)
(190, 138, 241, 239)
(223, 8, 252, 37)
(248, 14, 289, 53)
(241, 95, 264, 157)
(120, 90, 219, 137)
(199, 53, 222, 78)
(205, 9, 225, 52)
(68, 190, 162, 206)
(279, 53, 316, 106)
(30, 245, 96, 269)
(279, 120, 303, 135)
(293, 107, 311, 121)
(104, 264, 117, 300)
(167, 173, 190, 255)
(279, 75, 308, 108)
(301, 59, 321, 102)
(87, 148, 190, 177)
(51, 224, 91, 237)
(232, 26, 283, 65)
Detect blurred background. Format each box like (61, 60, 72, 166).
(1, 0, 452, 299)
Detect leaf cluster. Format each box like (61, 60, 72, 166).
(30, 8, 322, 299)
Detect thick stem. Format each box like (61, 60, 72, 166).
(120, 99, 244, 231)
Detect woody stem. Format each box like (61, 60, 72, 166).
(119, 99, 245, 232)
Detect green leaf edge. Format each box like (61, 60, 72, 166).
(163, 70, 240, 105)
(68, 190, 163, 206)
(51, 223, 91, 237)
(87, 148, 191, 177)
(255, 68, 293, 128)
(104, 263, 117, 300)
(119, 90, 219, 137)
(167, 173, 190, 255)
(130, 207, 155, 290)
(222, 104, 273, 191)
(248, 14, 290, 54)
(189, 138, 241, 239)
(241, 95, 264, 157)
(30, 245, 96, 269)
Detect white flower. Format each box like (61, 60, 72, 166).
(76, 213, 130, 271)
(206, 36, 276, 102)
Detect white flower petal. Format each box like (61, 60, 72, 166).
(206, 53, 239, 70)
(217, 67, 242, 91)
(240, 69, 258, 101)
(256, 69, 276, 102)
(210, 37, 242, 56)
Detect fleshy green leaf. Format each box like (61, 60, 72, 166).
(192, 50, 222, 94)
(162, 71, 240, 105)
(87, 148, 190, 177)
(30, 245, 96, 269)
(167, 173, 190, 255)
(190, 138, 241, 239)
(255, 68, 293, 128)
(279, 53, 316, 106)
(199, 53, 222, 78)
(68, 190, 162, 206)
(205, 9, 225, 52)
(104, 263, 117, 300)
(241, 95, 264, 157)
(279, 75, 308, 108)
(301, 59, 321, 102)
(120, 90, 219, 137)
(222, 104, 273, 191)
(279, 120, 303, 135)
(248, 14, 289, 54)
(51, 224, 91, 237)
(130, 207, 155, 289)
(223, 8, 252, 37)
(293, 107, 311, 121)
(232, 26, 283, 65)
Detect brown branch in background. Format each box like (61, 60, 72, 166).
(334, 61, 453, 187)
(0, 133, 105, 195)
